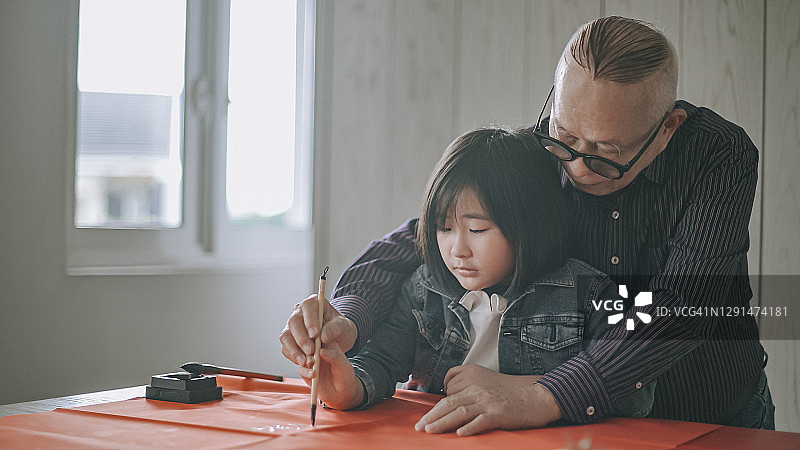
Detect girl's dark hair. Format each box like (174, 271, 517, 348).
(417, 127, 569, 298)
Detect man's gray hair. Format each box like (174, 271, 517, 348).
(556, 16, 678, 123)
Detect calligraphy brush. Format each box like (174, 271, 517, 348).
(181, 362, 284, 381)
(310, 265, 329, 426)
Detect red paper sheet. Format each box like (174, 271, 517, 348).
(1, 375, 796, 449)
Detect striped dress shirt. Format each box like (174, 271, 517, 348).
(331, 100, 764, 424)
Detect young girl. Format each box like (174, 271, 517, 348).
(302, 127, 653, 432)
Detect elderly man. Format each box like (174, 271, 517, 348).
(280, 16, 774, 435)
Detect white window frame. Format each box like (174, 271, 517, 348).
(66, 0, 315, 275)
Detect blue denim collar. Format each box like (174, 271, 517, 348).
(416, 260, 578, 304)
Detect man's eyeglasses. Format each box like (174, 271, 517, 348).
(531, 85, 669, 180)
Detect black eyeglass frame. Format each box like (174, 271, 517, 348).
(532, 85, 670, 180)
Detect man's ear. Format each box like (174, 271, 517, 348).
(662, 108, 688, 141)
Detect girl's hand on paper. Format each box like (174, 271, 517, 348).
(298, 341, 364, 410)
(280, 294, 358, 368)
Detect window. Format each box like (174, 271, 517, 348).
(76, 0, 185, 229)
(68, 0, 315, 274)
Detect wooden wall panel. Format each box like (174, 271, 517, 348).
(456, 0, 527, 132)
(604, 1, 680, 65)
(761, 0, 800, 433)
(385, 0, 456, 227)
(316, 0, 459, 280)
(679, 0, 764, 277)
(324, 0, 394, 280)
(312, 0, 334, 281)
(762, 3, 800, 274)
(524, 1, 601, 125)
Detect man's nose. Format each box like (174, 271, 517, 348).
(563, 156, 596, 178)
(563, 141, 599, 178)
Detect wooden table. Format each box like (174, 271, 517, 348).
(1, 376, 798, 449)
(0, 386, 145, 418)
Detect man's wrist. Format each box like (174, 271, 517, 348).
(341, 316, 358, 354)
(324, 375, 366, 411)
(532, 382, 563, 425)
(341, 375, 367, 410)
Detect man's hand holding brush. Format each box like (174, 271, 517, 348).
(280, 294, 358, 369)
(293, 267, 365, 423)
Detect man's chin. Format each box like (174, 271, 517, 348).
(568, 177, 618, 196)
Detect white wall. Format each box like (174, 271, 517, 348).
(0, 0, 310, 405)
(312, 0, 800, 432)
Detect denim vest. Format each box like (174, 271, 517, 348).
(350, 258, 655, 417)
